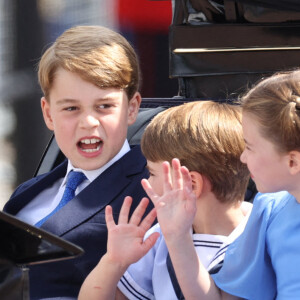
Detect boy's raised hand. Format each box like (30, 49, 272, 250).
(105, 196, 159, 269)
(141, 158, 197, 240)
(79, 198, 158, 300)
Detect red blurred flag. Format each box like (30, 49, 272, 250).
(117, 0, 172, 32)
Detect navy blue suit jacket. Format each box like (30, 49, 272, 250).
(4, 145, 151, 299)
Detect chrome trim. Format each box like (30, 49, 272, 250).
(173, 46, 300, 53)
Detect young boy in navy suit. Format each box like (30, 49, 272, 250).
(3, 25, 151, 299)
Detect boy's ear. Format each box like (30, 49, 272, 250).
(189, 171, 204, 198)
(288, 151, 300, 175)
(41, 97, 54, 131)
(127, 92, 141, 125)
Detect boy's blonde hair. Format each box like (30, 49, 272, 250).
(241, 70, 300, 154)
(38, 25, 141, 100)
(141, 101, 249, 203)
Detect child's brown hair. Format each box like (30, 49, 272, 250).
(38, 25, 141, 100)
(141, 101, 250, 203)
(241, 70, 300, 154)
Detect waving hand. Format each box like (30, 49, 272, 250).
(106, 196, 159, 268)
(141, 158, 197, 240)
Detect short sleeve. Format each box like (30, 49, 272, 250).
(212, 192, 289, 300)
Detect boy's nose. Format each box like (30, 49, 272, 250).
(80, 114, 100, 128)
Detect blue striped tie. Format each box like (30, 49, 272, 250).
(35, 171, 86, 227)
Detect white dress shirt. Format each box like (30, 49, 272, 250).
(16, 140, 130, 225)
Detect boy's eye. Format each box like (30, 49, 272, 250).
(64, 106, 78, 111)
(98, 104, 112, 109)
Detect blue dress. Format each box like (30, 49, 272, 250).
(212, 191, 300, 300)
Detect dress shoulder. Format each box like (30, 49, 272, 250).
(212, 191, 290, 300)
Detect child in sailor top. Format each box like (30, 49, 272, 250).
(78, 100, 252, 300)
(117, 211, 249, 300)
(140, 70, 300, 300)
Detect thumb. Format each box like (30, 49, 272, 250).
(142, 232, 160, 254)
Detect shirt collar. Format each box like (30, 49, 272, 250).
(63, 139, 131, 185)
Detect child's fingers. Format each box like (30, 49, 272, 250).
(139, 207, 157, 232)
(142, 232, 160, 253)
(118, 196, 132, 224)
(181, 166, 197, 210)
(141, 179, 158, 204)
(181, 166, 193, 193)
(105, 205, 116, 229)
(171, 158, 183, 190)
(129, 197, 150, 226)
(162, 161, 173, 192)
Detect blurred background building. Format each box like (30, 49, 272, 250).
(0, 0, 177, 208)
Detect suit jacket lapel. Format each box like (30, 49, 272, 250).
(4, 161, 68, 215)
(41, 146, 146, 236)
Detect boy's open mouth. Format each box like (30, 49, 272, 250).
(78, 138, 102, 153)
